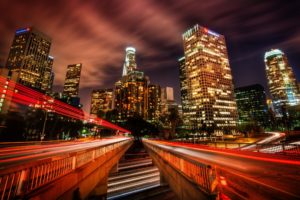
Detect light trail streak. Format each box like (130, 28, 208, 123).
(153, 140, 300, 165)
(0, 138, 129, 167)
(0, 76, 130, 134)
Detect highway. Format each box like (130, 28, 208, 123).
(150, 140, 300, 199)
(0, 137, 129, 168)
(241, 131, 286, 150)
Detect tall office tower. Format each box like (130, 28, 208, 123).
(63, 63, 82, 97)
(265, 49, 300, 113)
(180, 24, 237, 131)
(148, 84, 161, 121)
(122, 47, 137, 76)
(114, 47, 148, 121)
(5, 27, 52, 91)
(179, 57, 188, 116)
(41, 56, 54, 93)
(235, 84, 268, 126)
(90, 89, 113, 116)
(160, 87, 175, 114)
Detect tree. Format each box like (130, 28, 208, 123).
(123, 114, 159, 139)
(1, 111, 26, 141)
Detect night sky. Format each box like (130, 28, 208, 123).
(1, 0, 300, 112)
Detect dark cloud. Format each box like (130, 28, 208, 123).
(0, 0, 300, 112)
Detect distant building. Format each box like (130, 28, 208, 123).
(179, 57, 188, 117)
(161, 87, 175, 114)
(180, 24, 237, 131)
(5, 27, 52, 92)
(265, 49, 300, 114)
(90, 89, 113, 116)
(41, 56, 54, 93)
(235, 84, 268, 126)
(63, 63, 82, 97)
(114, 47, 149, 121)
(148, 84, 161, 122)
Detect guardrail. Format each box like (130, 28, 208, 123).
(256, 143, 300, 156)
(0, 139, 131, 200)
(174, 139, 300, 157)
(176, 139, 250, 149)
(143, 139, 218, 197)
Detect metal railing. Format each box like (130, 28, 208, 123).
(143, 139, 218, 196)
(0, 139, 131, 200)
(256, 143, 300, 156)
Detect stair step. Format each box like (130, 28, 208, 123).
(109, 167, 159, 181)
(108, 178, 160, 194)
(118, 161, 153, 171)
(108, 172, 160, 188)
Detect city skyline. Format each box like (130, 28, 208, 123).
(1, 0, 300, 112)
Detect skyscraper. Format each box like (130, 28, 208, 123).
(63, 63, 82, 97)
(114, 47, 148, 120)
(148, 84, 161, 121)
(122, 47, 137, 76)
(180, 24, 237, 131)
(5, 27, 52, 92)
(90, 89, 113, 116)
(41, 56, 54, 93)
(264, 49, 300, 112)
(235, 84, 268, 126)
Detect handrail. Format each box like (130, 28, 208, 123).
(0, 139, 132, 200)
(143, 139, 218, 196)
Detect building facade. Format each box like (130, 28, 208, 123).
(264, 49, 300, 114)
(235, 84, 268, 126)
(148, 84, 161, 122)
(63, 63, 82, 97)
(5, 27, 52, 92)
(160, 86, 176, 114)
(90, 89, 113, 116)
(41, 56, 54, 93)
(180, 24, 237, 131)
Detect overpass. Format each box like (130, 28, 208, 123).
(143, 139, 300, 200)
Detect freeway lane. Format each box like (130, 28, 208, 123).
(0, 137, 129, 168)
(241, 132, 286, 150)
(151, 140, 300, 199)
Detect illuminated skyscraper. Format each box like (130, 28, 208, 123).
(90, 89, 113, 116)
(180, 24, 237, 131)
(264, 49, 300, 112)
(235, 84, 268, 126)
(41, 56, 54, 93)
(114, 47, 148, 120)
(148, 84, 161, 121)
(122, 47, 137, 76)
(5, 27, 52, 92)
(63, 63, 82, 97)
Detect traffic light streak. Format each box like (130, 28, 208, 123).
(0, 76, 130, 133)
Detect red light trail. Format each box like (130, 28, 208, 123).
(0, 76, 130, 134)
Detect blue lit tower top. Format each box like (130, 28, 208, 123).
(122, 47, 137, 76)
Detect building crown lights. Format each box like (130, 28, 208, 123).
(126, 47, 136, 52)
(264, 49, 284, 60)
